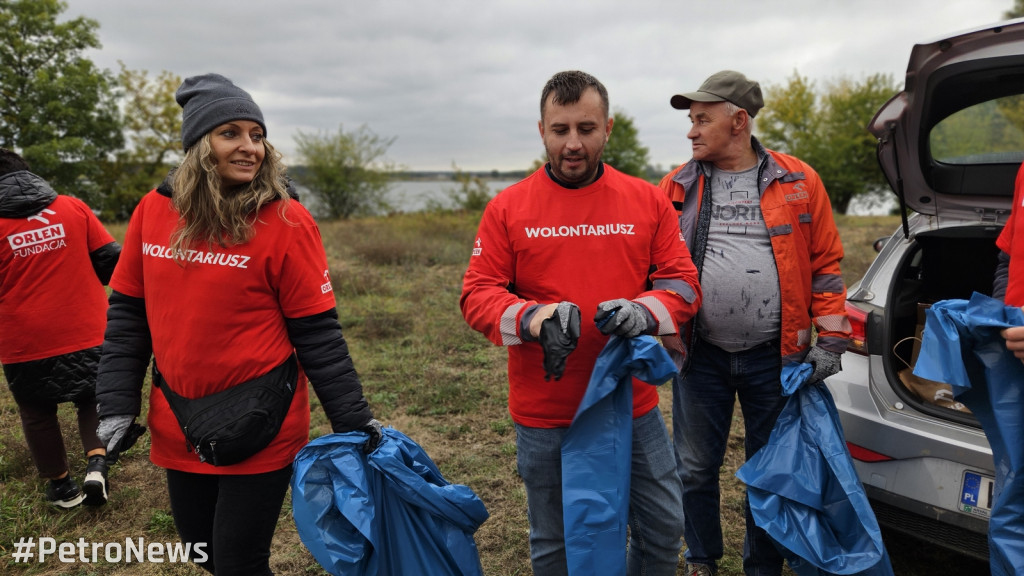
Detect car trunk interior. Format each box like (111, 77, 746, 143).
(885, 225, 1003, 423)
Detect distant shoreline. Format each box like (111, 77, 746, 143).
(394, 170, 528, 181)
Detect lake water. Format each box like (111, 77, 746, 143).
(385, 179, 896, 215)
(293, 178, 520, 215)
(297, 178, 896, 216)
(846, 192, 896, 216)
(384, 179, 521, 212)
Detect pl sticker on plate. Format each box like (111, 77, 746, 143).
(959, 470, 994, 518)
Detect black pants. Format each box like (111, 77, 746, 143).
(15, 397, 101, 478)
(4, 348, 103, 478)
(166, 465, 292, 576)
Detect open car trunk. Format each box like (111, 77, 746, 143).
(882, 224, 1003, 423)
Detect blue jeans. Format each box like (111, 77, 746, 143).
(672, 337, 787, 576)
(516, 408, 683, 576)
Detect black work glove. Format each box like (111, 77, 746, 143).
(594, 298, 652, 338)
(361, 418, 384, 454)
(539, 302, 581, 381)
(97, 416, 147, 464)
(805, 346, 843, 383)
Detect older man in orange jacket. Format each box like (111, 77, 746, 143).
(659, 70, 850, 576)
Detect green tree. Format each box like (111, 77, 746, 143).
(759, 71, 897, 214)
(528, 109, 651, 178)
(438, 162, 493, 212)
(1006, 0, 1024, 18)
(997, 93, 1024, 135)
(97, 63, 181, 220)
(757, 72, 819, 158)
(930, 96, 1024, 162)
(603, 110, 650, 178)
(0, 0, 123, 206)
(293, 124, 398, 219)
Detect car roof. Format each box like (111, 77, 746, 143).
(870, 18, 1024, 222)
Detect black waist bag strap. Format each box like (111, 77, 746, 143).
(154, 355, 298, 466)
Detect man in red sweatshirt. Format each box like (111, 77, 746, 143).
(460, 70, 702, 575)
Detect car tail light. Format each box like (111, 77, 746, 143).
(846, 301, 869, 356)
(847, 441, 894, 462)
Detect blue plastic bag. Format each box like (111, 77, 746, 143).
(291, 428, 489, 576)
(781, 361, 814, 396)
(913, 292, 1024, 576)
(561, 335, 676, 576)
(736, 366, 894, 576)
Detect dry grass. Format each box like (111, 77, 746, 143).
(0, 211, 990, 575)
(833, 213, 901, 288)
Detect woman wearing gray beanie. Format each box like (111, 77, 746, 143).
(94, 73, 382, 575)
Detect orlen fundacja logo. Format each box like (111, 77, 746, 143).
(9, 208, 67, 257)
(8, 223, 66, 250)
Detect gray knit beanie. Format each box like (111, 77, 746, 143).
(175, 73, 266, 151)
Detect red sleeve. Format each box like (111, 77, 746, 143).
(997, 162, 1024, 254)
(276, 202, 336, 319)
(109, 193, 149, 298)
(633, 191, 701, 335)
(75, 198, 115, 252)
(460, 197, 535, 347)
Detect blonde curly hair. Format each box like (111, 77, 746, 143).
(168, 134, 291, 263)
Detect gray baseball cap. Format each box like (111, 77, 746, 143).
(670, 70, 764, 118)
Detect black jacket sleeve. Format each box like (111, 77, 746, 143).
(286, 308, 373, 432)
(90, 241, 121, 285)
(96, 290, 153, 418)
(994, 249, 1010, 302)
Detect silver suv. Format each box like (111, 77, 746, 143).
(825, 18, 1024, 561)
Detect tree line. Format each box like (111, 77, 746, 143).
(4, 0, 1023, 221)
(0, 0, 401, 221)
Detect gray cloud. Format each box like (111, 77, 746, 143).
(65, 0, 1011, 171)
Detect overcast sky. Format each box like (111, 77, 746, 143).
(64, 0, 1014, 172)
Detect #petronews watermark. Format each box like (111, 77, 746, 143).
(10, 536, 208, 564)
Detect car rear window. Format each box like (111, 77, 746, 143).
(930, 94, 1024, 165)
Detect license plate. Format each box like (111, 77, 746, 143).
(959, 470, 994, 518)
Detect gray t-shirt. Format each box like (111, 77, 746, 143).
(696, 165, 781, 352)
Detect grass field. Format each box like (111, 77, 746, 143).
(0, 210, 990, 575)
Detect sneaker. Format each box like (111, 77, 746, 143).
(82, 455, 109, 506)
(684, 563, 715, 576)
(46, 475, 85, 509)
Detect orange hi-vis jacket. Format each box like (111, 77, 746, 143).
(659, 137, 850, 365)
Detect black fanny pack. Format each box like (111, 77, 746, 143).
(153, 355, 298, 467)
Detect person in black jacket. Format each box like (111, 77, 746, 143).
(95, 73, 380, 575)
(0, 148, 120, 508)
